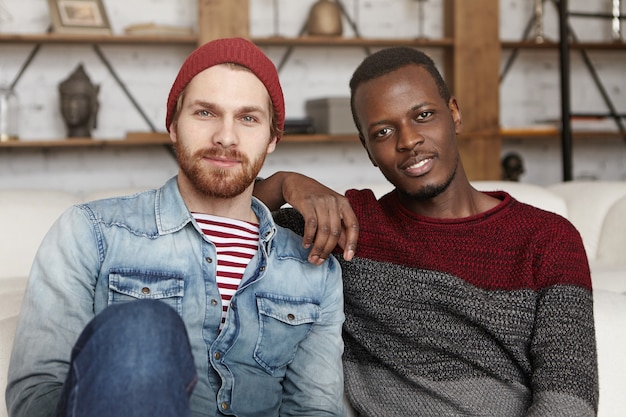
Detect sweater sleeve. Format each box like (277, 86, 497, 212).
(527, 222, 598, 416)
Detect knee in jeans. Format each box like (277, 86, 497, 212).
(96, 300, 188, 355)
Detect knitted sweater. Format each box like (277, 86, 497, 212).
(275, 189, 598, 417)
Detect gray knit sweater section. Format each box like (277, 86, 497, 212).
(340, 258, 597, 417)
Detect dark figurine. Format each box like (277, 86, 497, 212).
(501, 152, 525, 182)
(58, 64, 99, 138)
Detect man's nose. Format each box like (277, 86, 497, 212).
(396, 125, 425, 152)
(213, 118, 238, 147)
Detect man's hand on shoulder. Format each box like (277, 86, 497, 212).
(254, 172, 359, 264)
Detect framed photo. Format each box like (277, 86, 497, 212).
(47, 0, 112, 35)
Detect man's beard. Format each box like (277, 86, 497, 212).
(398, 155, 458, 202)
(175, 140, 267, 199)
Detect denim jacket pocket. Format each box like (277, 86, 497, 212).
(254, 294, 320, 374)
(108, 269, 184, 314)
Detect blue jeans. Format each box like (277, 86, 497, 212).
(55, 300, 198, 417)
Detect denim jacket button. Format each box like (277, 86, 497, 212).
(221, 402, 229, 410)
(210, 299, 218, 306)
(214, 352, 221, 360)
(141, 287, 150, 294)
(205, 257, 213, 263)
(287, 313, 295, 321)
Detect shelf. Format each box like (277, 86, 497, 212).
(4, 128, 623, 149)
(501, 127, 625, 140)
(0, 33, 454, 49)
(0, 135, 170, 148)
(0, 33, 197, 45)
(0, 132, 360, 149)
(252, 36, 454, 48)
(502, 40, 626, 51)
(16, 34, 620, 51)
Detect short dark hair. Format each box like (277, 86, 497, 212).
(349, 47, 451, 136)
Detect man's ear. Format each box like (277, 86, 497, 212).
(267, 136, 278, 154)
(448, 97, 463, 134)
(169, 123, 178, 143)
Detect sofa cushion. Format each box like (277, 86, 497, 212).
(0, 190, 80, 280)
(596, 195, 626, 266)
(590, 261, 626, 294)
(472, 181, 568, 217)
(549, 182, 626, 261)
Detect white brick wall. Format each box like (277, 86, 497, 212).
(0, 0, 624, 193)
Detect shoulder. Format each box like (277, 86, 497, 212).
(272, 225, 341, 271)
(489, 193, 586, 258)
(503, 196, 591, 288)
(504, 194, 580, 238)
(76, 189, 164, 237)
(81, 189, 157, 220)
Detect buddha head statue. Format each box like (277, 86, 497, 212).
(58, 64, 100, 138)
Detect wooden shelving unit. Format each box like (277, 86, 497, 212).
(4, 1, 622, 180)
(0, 0, 502, 180)
(500, 40, 626, 155)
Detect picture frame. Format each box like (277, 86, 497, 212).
(47, 0, 111, 35)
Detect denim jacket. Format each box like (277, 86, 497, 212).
(6, 176, 345, 417)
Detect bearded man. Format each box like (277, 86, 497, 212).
(6, 38, 345, 417)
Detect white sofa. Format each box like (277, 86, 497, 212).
(2, 181, 626, 417)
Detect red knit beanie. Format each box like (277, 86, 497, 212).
(165, 37, 285, 140)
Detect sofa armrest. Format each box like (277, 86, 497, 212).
(596, 195, 626, 267)
(594, 290, 626, 417)
(549, 182, 626, 261)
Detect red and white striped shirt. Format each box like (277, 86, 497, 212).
(193, 213, 259, 329)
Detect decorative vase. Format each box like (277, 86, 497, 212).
(307, 0, 343, 37)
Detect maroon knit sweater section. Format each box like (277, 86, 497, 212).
(345, 189, 592, 292)
(272, 190, 598, 415)
(334, 189, 598, 416)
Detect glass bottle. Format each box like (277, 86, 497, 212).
(0, 85, 19, 141)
